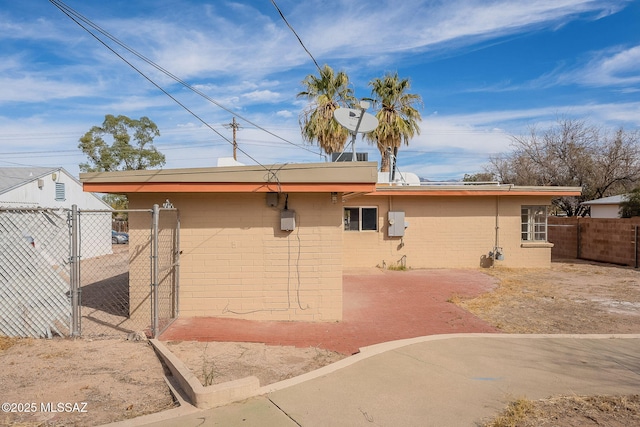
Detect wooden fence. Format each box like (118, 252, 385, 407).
(548, 217, 640, 267)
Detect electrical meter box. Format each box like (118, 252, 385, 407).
(388, 211, 405, 237)
(281, 210, 296, 231)
(266, 192, 279, 207)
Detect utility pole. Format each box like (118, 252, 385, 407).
(224, 117, 241, 160)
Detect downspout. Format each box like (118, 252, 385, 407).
(494, 196, 501, 264)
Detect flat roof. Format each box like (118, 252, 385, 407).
(372, 183, 582, 197)
(80, 162, 379, 193)
(80, 162, 582, 197)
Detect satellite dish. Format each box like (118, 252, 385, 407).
(334, 108, 378, 133)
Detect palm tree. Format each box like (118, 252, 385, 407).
(297, 65, 355, 155)
(366, 72, 422, 173)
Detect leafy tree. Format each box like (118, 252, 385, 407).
(79, 114, 165, 212)
(102, 193, 129, 221)
(102, 193, 127, 210)
(79, 114, 165, 172)
(488, 118, 640, 216)
(297, 65, 356, 154)
(620, 187, 640, 218)
(463, 172, 495, 182)
(365, 72, 422, 172)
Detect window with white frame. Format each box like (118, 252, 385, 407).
(521, 206, 547, 241)
(344, 207, 377, 231)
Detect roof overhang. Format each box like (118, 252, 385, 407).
(371, 184, 583, 197)
(80, 162, 379, 194)
(80, 162, 582, 198)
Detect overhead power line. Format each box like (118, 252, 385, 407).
(48, 0, 323, 165)
(270, 0, 322, 75)
(49, 0, 266, 167)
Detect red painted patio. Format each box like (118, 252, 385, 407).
(159, 269, 500, 355)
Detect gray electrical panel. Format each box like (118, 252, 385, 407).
(266, 192, 279, 207)
(388, 211, 405, 237)
(281, 210, 296, 231)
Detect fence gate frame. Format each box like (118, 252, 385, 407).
(150, 203, 181, 337)
(69, 204, 180, 338)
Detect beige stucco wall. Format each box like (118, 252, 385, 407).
(129, 192, 343, 322)
(343, 195, 554, 269)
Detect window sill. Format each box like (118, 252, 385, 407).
(520, 242, 554, 249)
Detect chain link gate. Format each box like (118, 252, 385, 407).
(0, 204, 179, 339)
(150, 204, 180, 337)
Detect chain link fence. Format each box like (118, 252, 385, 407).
(0, 208, 71, 338)
(0, 205, 179, 339)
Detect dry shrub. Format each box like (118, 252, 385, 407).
(0, 336, 22, 351)
(485, 395, 640, 427)
(485, 398, 537, 427)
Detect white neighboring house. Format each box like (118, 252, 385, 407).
(581, 194, 626, 218)
(0, 167, 113, 258)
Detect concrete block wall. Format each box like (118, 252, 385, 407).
(127, 209, 153, 326)
(343, 195, 554, 269)
(579, 218, 640, 266)
(548, 217, 640, 267)
(130, 192, 343, 322)
(548, 216, 578, 259)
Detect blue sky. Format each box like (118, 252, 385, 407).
(1, 0, 639, 180)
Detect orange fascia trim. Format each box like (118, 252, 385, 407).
(83, 182, 377, 193)
(370, 190, 582, 197)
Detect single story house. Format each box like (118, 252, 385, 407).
(0, 167, 108, 210)
(0, 167, 113, 258)
(80, 161, 581, 322)
(581, 194, 626, 218)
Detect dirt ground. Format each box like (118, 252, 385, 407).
(0, 337, 175, 427)
(164, 341, 345, 387)
(457, 259, 640, 335)
(1, 259, 639, 426)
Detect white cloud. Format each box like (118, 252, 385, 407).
(276, 110, 293, 118)
(241, 90, 282, 103)
(43, 0, 625, 89)
(503, 45, 640, 91)
(289, 0, 629, 59)
(0, 76, 93, 103)
(579, 45, 640, 86)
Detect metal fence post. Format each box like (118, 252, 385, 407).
(175, 209, 180, 318)
(635, 225, 638, 269)
(151, 204, 160, 337)
(70, 204, 81, 337)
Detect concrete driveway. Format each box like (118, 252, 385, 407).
(131, 334, 640, 427)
